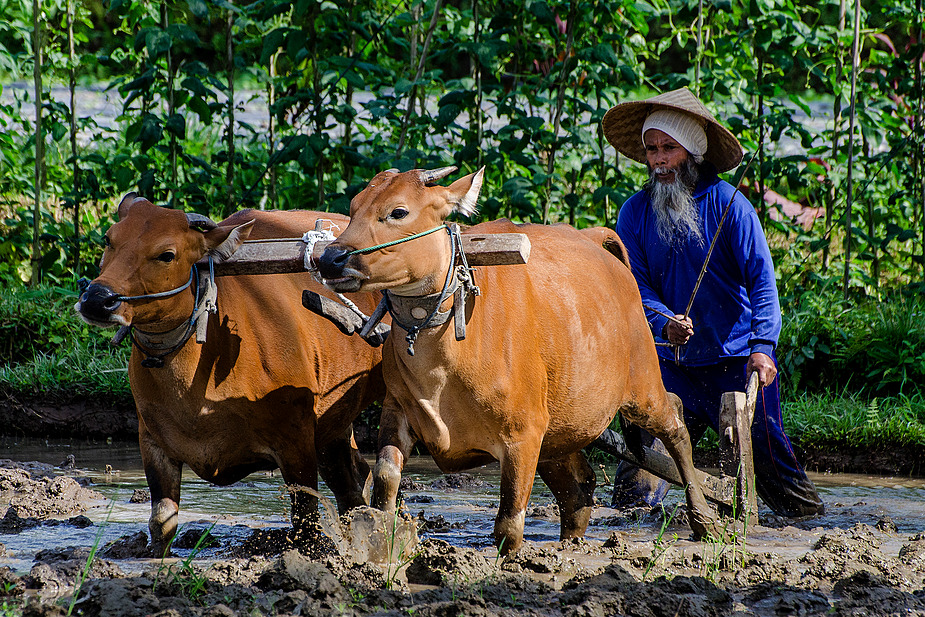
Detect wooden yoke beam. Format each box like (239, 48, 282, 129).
(200, 232, 532, 276)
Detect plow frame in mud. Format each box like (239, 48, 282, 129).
(209, 222, 758, 520)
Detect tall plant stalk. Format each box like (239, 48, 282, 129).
(472, 0, 484, 168)
(163, 3, 178, 206)
(31, 0, 43, 286)
(267, 49, 279, 211)
(917, 0, 924, 281)
(756, 61, 766, 224)
(68, 0, 80, 273)
(823, 0, 847, 272)
(843, 0, 862, 300)
(542, 0, 577, 225)
(342, 0, 357, 189)
(695, 0, 703, 90)
(225, 4, 236, 212)
(397, 0, 444, 156)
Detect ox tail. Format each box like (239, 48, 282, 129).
(581, 227, 631, 271)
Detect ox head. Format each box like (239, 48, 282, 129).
(317, 166, 485, 295)
(75, 193, 254, 331)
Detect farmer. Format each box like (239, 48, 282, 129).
(598, 87, 824, 518)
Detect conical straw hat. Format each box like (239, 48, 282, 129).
(601, 87, 744, 173)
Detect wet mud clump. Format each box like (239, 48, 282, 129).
(0, 460, 924, 616)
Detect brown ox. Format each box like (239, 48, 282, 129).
(76, 195, 384, 553)
(316, 167, 719, 553)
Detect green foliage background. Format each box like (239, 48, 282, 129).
(0, 0, 923, 447)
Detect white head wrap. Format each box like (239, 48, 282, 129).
(642, 109, 708, 159)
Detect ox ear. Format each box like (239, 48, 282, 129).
(446, 167, 485, 218)
(204, 219, 256, 262)
(116, 192, 142, 220)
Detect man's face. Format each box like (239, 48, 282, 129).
(644, 129, 690, 184)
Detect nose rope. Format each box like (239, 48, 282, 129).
(115, 267, 196, 302)
(346, 224, 448, 256)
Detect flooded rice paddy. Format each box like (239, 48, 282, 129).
(1, 436, 924, 616)
(2, 437, 924, 567)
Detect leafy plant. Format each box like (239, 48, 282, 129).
(66, 500, 114, 616)
(642, 502, 680, 582)
(384, 508, 420, 591)
(154, 523, 216, 604)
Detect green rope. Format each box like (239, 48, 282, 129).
(347, 224, 448, 256)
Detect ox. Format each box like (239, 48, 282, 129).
(76, 194, 384, 553)
(316, 167, 720, 553)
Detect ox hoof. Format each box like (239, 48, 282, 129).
(690, 515, 730, 544)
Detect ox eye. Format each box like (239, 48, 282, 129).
(103, 236, 111, 248)
(389, 207, 409, 220)
(156, 251, 176, 263)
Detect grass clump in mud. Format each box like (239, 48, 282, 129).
(155, 525, 218, 603)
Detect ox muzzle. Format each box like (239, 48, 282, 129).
(316, 245, 352, 281)
(76, 281, 123, 324)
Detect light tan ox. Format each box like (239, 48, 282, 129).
(76, 194, 384, 554)
(316, 167, 719, 553)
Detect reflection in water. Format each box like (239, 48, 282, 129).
(1, 438, 923, 572)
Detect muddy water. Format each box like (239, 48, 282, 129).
(2, 436, 924, 573)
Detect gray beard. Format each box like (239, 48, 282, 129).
(644, 160, 703, 245)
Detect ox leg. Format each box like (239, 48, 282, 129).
(317, 426, 371, 514)
(139, 428, 182, 556)
(494, 442, 542, 555)
(277, 449, 323, 544)
(371, 405, 414, 512)
(537, 451, 596, 541)
(652, 393, 720, 540)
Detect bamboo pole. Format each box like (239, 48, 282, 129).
(68, 0, 80, 274)
(31, 0, 43, 286)
(225, 4, 236, 212)
(542, 0, 578, 225)
(823, 0, 847, 273)
(842, 0, 861, 300)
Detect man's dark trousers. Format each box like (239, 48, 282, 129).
(611, 354, 823, 517)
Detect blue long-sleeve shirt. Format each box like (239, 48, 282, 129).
(615, 166, 781, 366)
